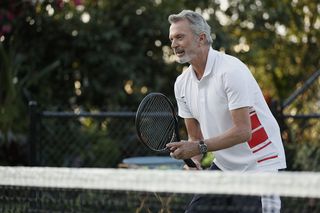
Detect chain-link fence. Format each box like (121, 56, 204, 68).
(28, 103, 170, 168)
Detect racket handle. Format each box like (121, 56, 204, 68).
(184, 159, 197, 168)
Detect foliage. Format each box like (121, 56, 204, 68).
(35, 117, 122, 167)
(223, 0, 320, 99)
(282, 77, 320, 171)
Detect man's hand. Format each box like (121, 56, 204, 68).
(167, 140, 202, 169)
(183, 158, 202, 170)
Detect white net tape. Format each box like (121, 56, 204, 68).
(1, 166, 320, 198)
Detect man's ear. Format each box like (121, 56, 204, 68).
(198, 33, 207, 45)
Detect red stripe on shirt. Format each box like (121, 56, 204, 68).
(248, 127, 268, 148)
(257, 155, 278, 163)
(250, 113, 261, 130)
(252, 141, 272, 153)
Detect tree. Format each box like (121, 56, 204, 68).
(222, 0, 319, 99)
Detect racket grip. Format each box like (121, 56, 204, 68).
(184, 159, 197, 168)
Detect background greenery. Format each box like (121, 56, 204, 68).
(0, 0, 319, 170)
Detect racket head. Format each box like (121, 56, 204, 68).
(135, 93, 179, 152)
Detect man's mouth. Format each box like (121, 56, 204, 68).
(175, 49, 185, 57)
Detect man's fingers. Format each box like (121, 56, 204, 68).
(166, 142, 182, 149)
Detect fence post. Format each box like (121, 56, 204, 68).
(28, 101, 38, 166)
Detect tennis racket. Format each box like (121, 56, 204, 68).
(135, 92, 197, 168)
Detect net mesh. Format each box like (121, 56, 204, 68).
(1, 166, 320, 213)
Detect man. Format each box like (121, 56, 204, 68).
(166, 10, 286, 213)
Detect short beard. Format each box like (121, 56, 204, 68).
(176, 55, 191, 64)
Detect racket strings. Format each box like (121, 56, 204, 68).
(139, 96, 176, 151)
(152, 97, 175, 149)
(141, 98, 173, 144)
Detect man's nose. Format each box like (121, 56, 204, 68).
(171, 39, 178, 49)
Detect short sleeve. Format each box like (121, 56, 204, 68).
(174, 78, 193, 118)
(223, 63, 254, 110)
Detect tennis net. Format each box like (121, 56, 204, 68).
(1, 166, 320, 212)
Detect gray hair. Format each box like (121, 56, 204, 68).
(168, 10, 213, 45)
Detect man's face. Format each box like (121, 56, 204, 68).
(169, 19, 199, 64)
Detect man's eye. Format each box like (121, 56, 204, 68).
(178, 35, 186, 40)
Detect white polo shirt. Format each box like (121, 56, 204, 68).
(174, 47, 286, 172)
